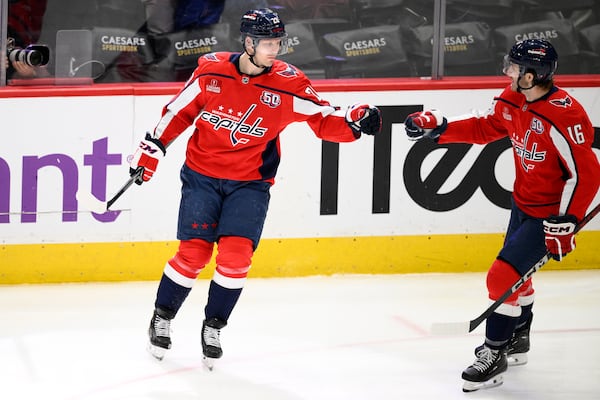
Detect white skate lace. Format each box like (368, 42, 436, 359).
(203, 326, 221, 347)
(472, 347, 497, 373)
(154, 315, 171, 338)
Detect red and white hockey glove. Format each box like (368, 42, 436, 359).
(345, 103, 382, 138)
(543, 214, 577, 261)
(404, 109, 447, 141)
(129, 132, 166, 185)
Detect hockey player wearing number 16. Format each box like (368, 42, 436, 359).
(404, 39, 600, 392)
(129, 8, 381, 369)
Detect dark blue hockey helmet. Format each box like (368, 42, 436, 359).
(504, 39, 558, 84)
(240, 9, 288, 55)
(240, 8, 286, 39)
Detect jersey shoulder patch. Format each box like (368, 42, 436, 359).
(198, 52, 233, 68)
(549, 95, 573, 108)
(272, 61, 303, 78)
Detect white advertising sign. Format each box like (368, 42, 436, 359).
(1, 88, 599, 245)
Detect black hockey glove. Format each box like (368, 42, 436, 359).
(405, 109, 447, 141)
(345, 103, 382, 138)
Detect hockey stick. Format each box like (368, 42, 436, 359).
(430, 201, 600, 336)
(76, 168, 142, 214)
(78, 136, 171, 214)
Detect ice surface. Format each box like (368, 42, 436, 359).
(2, 271, 599, 400)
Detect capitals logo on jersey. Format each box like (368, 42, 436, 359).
(550, 96, 572, 108)
(512, 119, 547, 172)
(200, 104, 268, 146)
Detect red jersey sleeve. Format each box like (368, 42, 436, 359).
(151, 55, 216, 146)
(536, 90, 600, 221)
(438, 87, 521, 145)
(437, 85, 600, 220)
(277, 64, 358, 143)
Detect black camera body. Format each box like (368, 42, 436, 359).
(7, 37, 50, 67)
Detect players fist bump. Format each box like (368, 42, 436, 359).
(346, 103, 382, 137)
(404, 109, 447, 141)
(129, 132, 166, 185)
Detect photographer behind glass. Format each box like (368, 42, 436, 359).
(4, 36, 50, 81)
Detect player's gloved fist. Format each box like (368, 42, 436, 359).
(543, 214, 577, 261)
(404, 109, 447, 141)
(345, 103, 382, 138)
(129, 132, 166, 185)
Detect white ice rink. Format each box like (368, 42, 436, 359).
(2, 270, 600, 400)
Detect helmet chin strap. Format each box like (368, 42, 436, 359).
(247, 52, 267, 69)
(244, 40, 268, 71)
(516, 75, 536, 92)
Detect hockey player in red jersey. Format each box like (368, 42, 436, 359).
(404, 39, 600, 392)
(130, 8, 381, 368)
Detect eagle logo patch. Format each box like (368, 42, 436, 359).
(550, 96, 572, 108)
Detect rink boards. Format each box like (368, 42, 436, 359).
(1, 78, 599, 283)
(2, 232, 600, 283)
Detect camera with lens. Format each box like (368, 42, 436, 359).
(6, 37, 50, 67)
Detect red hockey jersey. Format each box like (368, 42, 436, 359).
(438, 85, 600, 221)
(152, 52, 358, 183)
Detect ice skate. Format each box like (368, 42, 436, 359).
(147, 308, 172, 361)
(474, 329, 529, 367)
(506, 325, 530, 366)
(462, 345, 507, 392)
(201, 317, 227, 370)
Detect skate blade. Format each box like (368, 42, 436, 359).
(507, 352, 528, 366)
(462, 374, 504, 392)
(147, 343, 167, 361)
(202, 356, 217, 371)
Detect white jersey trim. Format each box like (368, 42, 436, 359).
(155, 79, 202, 140)
(549, 125, 577, 215)
(293, 96, 337, 117)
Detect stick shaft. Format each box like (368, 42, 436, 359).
(106, 174, 137, 210)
